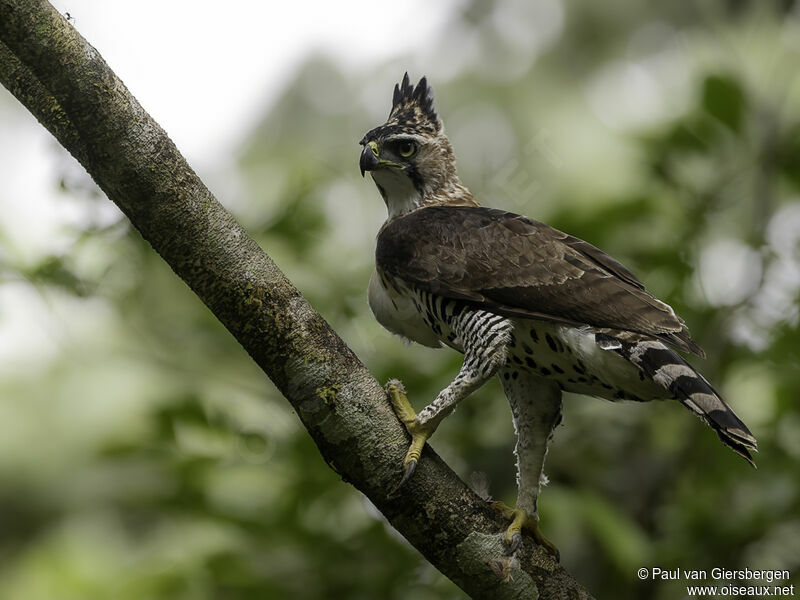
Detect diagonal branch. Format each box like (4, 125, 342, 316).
(0, 1, 592, 598)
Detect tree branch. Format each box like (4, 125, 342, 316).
(0, 2, 592, 597)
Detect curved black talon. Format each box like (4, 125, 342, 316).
(509, 532, 522, 554)
(399, 459, 417, 487)
(388, 459, 418, 497)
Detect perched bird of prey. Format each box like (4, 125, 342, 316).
(358, 73, 757, 556)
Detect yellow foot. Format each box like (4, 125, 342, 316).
(386, 380, 434, 489)
(491, 501, 560, 561)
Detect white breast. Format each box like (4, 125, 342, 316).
(371, 170, 421, 219)
(367, 270, 442, 348)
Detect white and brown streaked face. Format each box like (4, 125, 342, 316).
(359, 73, 472, 220)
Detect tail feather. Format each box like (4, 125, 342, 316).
(626, 341, 758, 466)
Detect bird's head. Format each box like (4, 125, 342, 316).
(359, 73, 473, 219)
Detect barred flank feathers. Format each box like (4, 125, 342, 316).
(625, 341, 758, 466)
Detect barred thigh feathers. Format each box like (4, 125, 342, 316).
(622, 339, 757, 464)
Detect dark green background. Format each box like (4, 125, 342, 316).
(1, 1, 798, 598)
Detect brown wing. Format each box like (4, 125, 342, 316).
(376, 205, 704, 356)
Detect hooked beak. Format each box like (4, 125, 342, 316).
(359, 141, 380, 177)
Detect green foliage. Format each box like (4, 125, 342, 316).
(24, 255, 90, 296)
(702, 74, 746, 134)
(2, 1, 799, 598)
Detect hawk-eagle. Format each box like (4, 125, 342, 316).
(358, 73, 756, 557)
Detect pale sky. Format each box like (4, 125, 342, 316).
(47, 0, 458, 164)
(0, 0, 459, 366)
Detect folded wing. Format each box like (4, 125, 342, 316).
(376, 205, 704, 356)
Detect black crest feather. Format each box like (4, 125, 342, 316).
(388, 72, 439, 133)
(360, 73, 442, 144)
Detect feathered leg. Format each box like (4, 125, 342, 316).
(386, 350, 501, 488)
(387, 310, 512, 488)
(495, 370, 562, 558)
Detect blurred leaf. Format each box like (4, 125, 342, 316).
(579, 489, 654, 572)
(777, 124, 800, 189)
(25, 255, 89, 296)
(261, 190, 328, 257)
(701, 74, 746, 134)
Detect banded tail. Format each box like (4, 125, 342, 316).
(625, 340, 758, 465)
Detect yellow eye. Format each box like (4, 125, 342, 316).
(398, 141, 416, 158)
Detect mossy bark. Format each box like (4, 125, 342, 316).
(0, 2, 593, 598)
